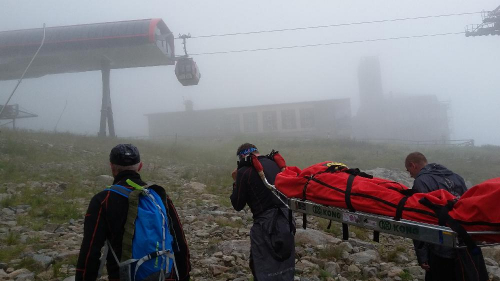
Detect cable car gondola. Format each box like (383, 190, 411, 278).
(175, 34, 201, 86)
(175, 56, 201, 86)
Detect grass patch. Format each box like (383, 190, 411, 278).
(318, 244, 343, 260)
(53, 255, 78, 278)
(385, 251, 399, 263)
(17, 215, 46, 231)
(205, 184, 233, 208)
(381, 243, 408, 263)
(17, 257, 45, 272)
(3, 129, 500, 187)
(344, 271, 362, 280)
(0, 244, 25, 262)
(351, 226, 370, 241)
(52, 263, 63, 278)
(319, 269, 332, 280)
(6, 186, 81, 224)
(0, 195, 16, 208)
(180, 170, 194, 181)
(26, 234, 41, 245)
(217, 196, 232, 208)
(49, 200, 80, 223)
(317, 219, 342, 237)
(214, 217, 243, 228)
(4, 232, 20, 246)
(25, 234, 50, 252)
(399, 269, 413, 281)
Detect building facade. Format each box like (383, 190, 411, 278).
(147, 99, 351, 138)
(353, 57, 451, 142)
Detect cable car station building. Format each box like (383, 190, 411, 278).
(0, 18, 200, 137)
(146, 98, 352, 138)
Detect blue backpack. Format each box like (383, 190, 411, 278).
(100, 180, 178, 281)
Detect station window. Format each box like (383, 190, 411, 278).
(300, 108, 315, 128)
(262, 111, 278, 132)
(281, 109, 296, 130)
(225, 114, 240, 133)
(243, 112, 258, 133)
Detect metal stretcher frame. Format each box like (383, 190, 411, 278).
(259, 172, 500, 248)
(288, 198, 495, 248)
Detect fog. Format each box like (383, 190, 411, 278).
(1, 0, 499, 144)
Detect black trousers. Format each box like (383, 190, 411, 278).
(249, 250, 258, 281)
(249, 208, 295, 281)
(426, 252, 457, 281)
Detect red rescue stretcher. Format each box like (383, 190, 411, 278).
(239, 150, 500, 249)
(243, 151, 500, 247)
(269, 161, 500, 247)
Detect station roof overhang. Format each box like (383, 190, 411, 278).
(0, 18, 176, 81)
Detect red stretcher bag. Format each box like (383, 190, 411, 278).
(275, 162, 500, 243)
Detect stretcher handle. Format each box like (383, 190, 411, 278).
(251, 154, 291, 209)
(466, 231, 500, 235)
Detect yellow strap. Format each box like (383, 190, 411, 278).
(126, 179, 144, 190)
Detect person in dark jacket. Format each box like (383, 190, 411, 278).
(230, 143, 295, 281)
(405, 152, 487, 281)
(76, 144, 190, 281)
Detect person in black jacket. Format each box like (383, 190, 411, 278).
(76, 144, 190, 281)
(405, 152, 487, 281)
(230, 143, 295, 281)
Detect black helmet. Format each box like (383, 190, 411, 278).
(109, 144, 140, 166)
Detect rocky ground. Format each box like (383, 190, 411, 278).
(1, 167, 500, 281)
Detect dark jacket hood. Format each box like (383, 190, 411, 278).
(416, 163, 454, 178)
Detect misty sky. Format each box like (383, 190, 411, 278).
(1, 1, 499, 145)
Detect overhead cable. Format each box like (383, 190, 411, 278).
(183, 12, 482, 39)
(0, 24, 46, 118)
(190, 31, 465, 56)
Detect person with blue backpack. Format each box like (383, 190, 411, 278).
(76, 144, 191, 281)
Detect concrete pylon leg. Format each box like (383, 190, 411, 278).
(107, 103, 115, 137)
(99, 60, 115, 137)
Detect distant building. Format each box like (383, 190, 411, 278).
(358, 57, 384, 111)
(353, 95, 450, 141)
(353, 57, 450, 142)
(146, 99, 351, 138)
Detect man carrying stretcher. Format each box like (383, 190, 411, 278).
(405, 152, 488, 281)
(230, 143, 296, 281)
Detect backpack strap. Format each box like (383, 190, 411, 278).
(104, 239, 178, 281)
(113, 180, 151, 261)
(121, 189, 143, 261)
(106, 185, 133, 198)
(131, 250, 177, 281)
(105, 182, 156, 198)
